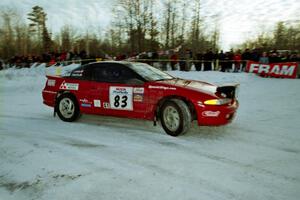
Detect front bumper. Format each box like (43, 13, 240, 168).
(196, 100, 239, 126)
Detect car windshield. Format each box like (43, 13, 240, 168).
(129, 62, 174, 81)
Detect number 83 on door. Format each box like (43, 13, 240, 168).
(109, 86, 133, 110)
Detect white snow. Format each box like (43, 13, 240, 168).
(0, 64, 300, 200)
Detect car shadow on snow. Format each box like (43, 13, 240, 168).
(76, 114, 236, 140)
(77, 114, 162, 135)
(186, 122, 238, 140)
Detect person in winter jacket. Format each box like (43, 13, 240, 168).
(178, 49, 186, 71)
(203, 49, 214, 71)
(241, 49, 251, 71)
(184, 49, 193, 71)
(233, 50, 242, 72)
(259, 52, 269, 64)
(194, 52, 203, 71)
(170, 51, 178, 70)
(218, 50, 226, 71)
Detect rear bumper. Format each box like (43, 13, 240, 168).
(196, 100, 239, 126)
(42, 90, 56, 107)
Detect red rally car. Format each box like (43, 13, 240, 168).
(42, 61, 239, 136)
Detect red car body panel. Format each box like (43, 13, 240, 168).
(42, 63, 239, 126)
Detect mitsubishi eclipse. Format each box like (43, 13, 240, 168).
(42, 61, 239, 136)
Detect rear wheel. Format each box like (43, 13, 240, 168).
(56, 93, 80, 122)
(160, 99, 192, 136)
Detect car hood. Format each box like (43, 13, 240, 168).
(156, 78, 217, 94)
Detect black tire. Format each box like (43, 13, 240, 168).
(160, 99, 192, 136)
(55, 93, 80, 122)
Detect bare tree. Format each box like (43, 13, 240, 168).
(0, 8, 16, 59)
(179, 0, 188, 45)
(238, 21, 300, 52)
(190, 0, 202, 52)
(148, 0, 159, 51)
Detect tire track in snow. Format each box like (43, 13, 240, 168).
(45, 135, 240, 200)
(125, 132, 300, 184)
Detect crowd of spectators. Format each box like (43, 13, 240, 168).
(2, 50, 102, 69)
(133, 48, 300, 72)
(1, 48, 300, 72)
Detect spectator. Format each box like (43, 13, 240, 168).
(60, 52, 67, 63)
(116, 54, 127, 61)
(203, 49, 214, 71)
(233, 49, 242, 72)
(178, 49, 186, 71)
(184, 49, 193, 71)
(241, 48, 251, 71)
(194, 52, 203, 71)
(280, 51, 290, 62)
(48, 56, 56, 66)
(289, 52, 298, 62)
(152, 51, 159, 68)
(259, 52, 269, 64)
(80, 50, 88, 65)
(269, 51, 281, 63)
(221, 51, 232, 72)
(217, 50, 225, 71)
(170, 51, 178, 70)
(250, 48, 260, 62)
(159, 51, 168, 71)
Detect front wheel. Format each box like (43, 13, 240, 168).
(160, 99, 192, 136)
(55, 93, 80, 122)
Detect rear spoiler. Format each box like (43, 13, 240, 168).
(216, 83, 240, 99)
(46, 75, 61, 79)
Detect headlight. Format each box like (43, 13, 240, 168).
(204, 98, 231, 105)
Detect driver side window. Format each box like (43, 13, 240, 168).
(92, 63, 143, 84)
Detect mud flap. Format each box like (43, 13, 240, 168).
(153, 116, 157, 126)
(53, 98, 57, 117)
(53, 106, 56, 117)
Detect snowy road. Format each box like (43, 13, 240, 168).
(0, 66, 300, 200)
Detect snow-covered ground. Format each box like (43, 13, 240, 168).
(0, 64, 300, 200)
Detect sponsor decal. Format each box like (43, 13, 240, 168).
(81, 103, 92, 108)
(94, 100, 101, 107)
(111, 87, 130, 95)
(202, 111, 220, 117)
(109, 87, 133, 110)
(148, 85, 176, 90)
(59, 81, 79, 90)
(80, 98, 91, 104)
(245, 61, 297, 79)
(133, 94, 144, 102)
(103, 102, 110, 109)
(133, 87, 144, 94)
(80, 98, 92, 108)
(47, 79, 56, 86)
(72, 70, 83, 77)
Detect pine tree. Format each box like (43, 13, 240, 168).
(27, 6, 52, 53)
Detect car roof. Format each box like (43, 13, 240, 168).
(86, 61, 133, 66)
